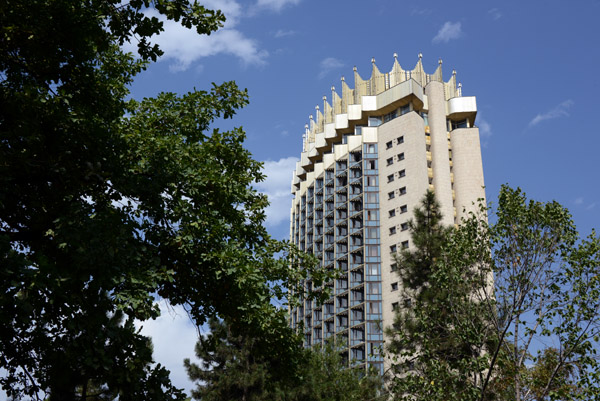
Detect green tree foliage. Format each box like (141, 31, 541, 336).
(393, 189, 453, 298)
(0, 1, 327, 399)
(386, 186, 600, 401)
(185, 319, 382, 401)
(385, 190, 489, 400)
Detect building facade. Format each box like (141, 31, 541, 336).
(289, 54, 486, 375)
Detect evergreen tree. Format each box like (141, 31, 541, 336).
(394, 189, 452, 301)
(185, 319, 382, 401)
(385, 190, 489, 400)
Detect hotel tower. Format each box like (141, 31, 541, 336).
(289, 54, 486, 375)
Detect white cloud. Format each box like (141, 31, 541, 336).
(477, 115, 492, 147)
(124, 7, 268, 72)
(255, 157, 299, 227)
(528, 100, 574, 127)
(478, 116, 492, 138)
(256, 0, 301, 12)
(488, 8, 502, 20)
(432, 21, 463, 44)
(202, 0, 243, 28)
(137, 302, 201, 396)
(411, 8, 431, 16)
(575, 197, 584, 205)
(275, 29, 296, 38)
(318, 57, 344, 79)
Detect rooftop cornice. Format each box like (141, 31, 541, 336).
(300, 54, 461, 151)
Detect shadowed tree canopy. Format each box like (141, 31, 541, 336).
(0, 1, 328, 400)
(185, 319, 382, 401)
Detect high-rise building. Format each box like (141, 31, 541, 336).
(289, 54, 485, 375)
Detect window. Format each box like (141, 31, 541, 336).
(366, 193, 378, 203)
(368, 264, 379, 275)
(400, 104, 410, 115)
(368, 283, 381, 294)
(387, 174, 394, 183)
(399, 186, 406, 195)
(366, 144, 377, 154)
(369, 321, 382, 334)
(397, 136, 404, 144)
(384, 110, 397, 122)
(366, 176, 377, 186)
(401, 240, 409, 249)
(390, 245, 397, 253)
(366, 160, 376, 169)
(398, 152, 404, 161)
(391, 282, 398, 292)
(401, 222, 409, 231)
(369, 302, 381, 314)
(451, 119, 468, 130)
(388, 209, 396, 217)
(400, 205, 408, 214)
(366, 211, 379, 222)
(399, 169, 406, 178)
(388, 191, 395, 200)
(368, 116, 382, 127)
(390, 263, 398, 272)
(389, 226, 396, 235)
(392, 302, 399, 311)
(386, 157, 393, 166)
(385, 140, 393, 149)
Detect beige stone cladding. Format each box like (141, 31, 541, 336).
(426, 81, 454, 226)
(450, 127, 486, 222)
(377, 112, 429, 330)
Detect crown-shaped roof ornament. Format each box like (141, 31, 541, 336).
(300, 54, 461, 144)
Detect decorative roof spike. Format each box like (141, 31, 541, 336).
(331, 85, 335, 91)
(354, 65, 367, 101)
(371, 57, 376, 64)
(370, 59, 384, 95)
(323, 95, 334, 124)
(431, 58, 443, 83)
(353, 66, 357, 72)
(331, 85, 342, 115)
(418, 52, 423, 59)
(393, 52, 398, 59)
(457, 82, 462, 97)
(341, 76, 345, 82)
(452, 69, 456, 76)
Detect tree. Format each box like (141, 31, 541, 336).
(0, 1, 327, 399)
(386, 185, 600, 401)
(185, 319, 382, 401)
(385, 190, 489, 400)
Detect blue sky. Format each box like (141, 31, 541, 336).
(126, 0, 600, 395)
